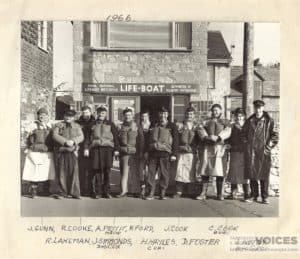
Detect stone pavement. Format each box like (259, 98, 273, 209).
(21, 195, 278, 217)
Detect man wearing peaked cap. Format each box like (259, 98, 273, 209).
(242, 99, 278, 204)
(158, 106, 169, 113)
(96, 104, 108, 113)
(64, 109, 76, 117)
(253, 100, 265, 107)
(37, 107, 48, 115)
(76, 105, 96, 196)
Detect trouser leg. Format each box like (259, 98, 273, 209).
(216, 176, 224, 199)
(103, 167, 111, 195)
(91, 169, 102, 196)
(260, 179, 269, 199)
(147, 158, 158, 195)
(250, 179, 259, 198)
(120, 155, 129, 194)
(159, 157, 170, 192)
(65, 153, 80, 198)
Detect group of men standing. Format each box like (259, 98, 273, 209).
(22, 99, 278, 204)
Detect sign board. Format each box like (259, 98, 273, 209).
(82, 83, 199, 94)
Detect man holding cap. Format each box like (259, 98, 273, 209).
(76, 105, 95, 196)
(242, 100, 278, 204)
(146, 106, 179, 200)
(84, 105, 120, 199)
(52, 109, 84, 199)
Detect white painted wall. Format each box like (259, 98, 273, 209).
(53, 21, 73, 92)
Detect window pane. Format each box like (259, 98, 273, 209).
(109, 22, 172, 49)
(174, 106, 185, 114)
(175, 22, 191, 49)
(174, 95, 187, 105)
(93, 22, 107, 47)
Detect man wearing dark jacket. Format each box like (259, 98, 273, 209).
(146, 107, 179, 200)
(76, 105, 95, 196)
(138, 110, 152, 199)
(84, 105, 120, 199)
(242, 100, 279, 204)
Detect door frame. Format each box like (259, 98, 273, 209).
(110, 96, 140, 124)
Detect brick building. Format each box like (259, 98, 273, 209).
(67, 21, 231, 124)
(229, 65, 280, 125)
(21, 21, 54, 146)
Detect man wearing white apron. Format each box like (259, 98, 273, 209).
(196, 104, 231, 201)
(22, 108, 55, 198)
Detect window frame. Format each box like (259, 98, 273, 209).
(90, 21, 192, 52)
(37, 21, 48, 52)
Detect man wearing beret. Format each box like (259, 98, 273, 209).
(242, 100, 279, 204)
(52, 109, 84, 199)
(146, 106, 179, 200)
(76, 105, 96, 196)
(84, 105, 120, 199)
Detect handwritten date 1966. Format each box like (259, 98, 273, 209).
(106, 15, 132, 22)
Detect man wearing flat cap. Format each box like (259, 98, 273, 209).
(76, 105, 95, 196)
(52, 109, 84, 199)
(146, 106, 179, 200)
(196, 103, 231, 201)
(242, 100, 278, 204)
(84, 105, 120, 199)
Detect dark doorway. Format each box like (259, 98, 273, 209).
(140, 95, 171, 124)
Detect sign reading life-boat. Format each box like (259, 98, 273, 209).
(82, 83, 199, 94)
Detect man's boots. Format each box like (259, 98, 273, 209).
(146, 188, 155, 200)
(196, 182, 208, 201)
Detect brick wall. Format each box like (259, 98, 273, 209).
(20, 21, 53, 147)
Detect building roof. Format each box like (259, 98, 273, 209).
(207, 31, 232, 63)
(230, 66, 280, 97)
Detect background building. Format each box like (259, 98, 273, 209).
(67, 21, 231, 125)
(20, 21, 54, 146)
(229, 64, 280, 126)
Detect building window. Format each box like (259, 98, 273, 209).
(37, 21, 48, 51)
(191, 100, 213, 120)
(207, 65, 215, 89)
(91, 21, 191, 50)
(173, 95, 189, 122)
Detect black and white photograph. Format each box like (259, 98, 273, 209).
(20, 20, 280, 217)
